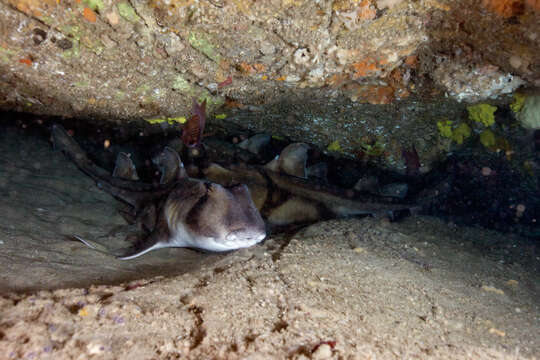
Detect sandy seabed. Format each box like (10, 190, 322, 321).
(0, 126, 539, 359)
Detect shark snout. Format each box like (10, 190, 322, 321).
(226, 228, 266, 244)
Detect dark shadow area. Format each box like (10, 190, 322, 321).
(0, 110, 538, 293)
(0, 114, 223, 293)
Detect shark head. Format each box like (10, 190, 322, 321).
(165, 180, 266, 252)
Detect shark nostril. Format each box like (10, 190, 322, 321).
(226, 228, 262, 242)
(226, 231, 241, 242)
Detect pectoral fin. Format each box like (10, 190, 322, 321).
(114, 237, 165, 260)
(116, 216, 172, 259)
(238, 134, 271, 154)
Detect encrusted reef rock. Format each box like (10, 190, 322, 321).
(0, 0, 539, 170)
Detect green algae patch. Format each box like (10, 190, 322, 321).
(61, 25, 82, 40)
(437, 120, 471, 144)
(136, 84, 150, 94)
(115, 91, 126, 101)
(145, 116, 187, 125)
(479, 129, 496, 148)
(83, 0, 105, 12)
(171, 75, 223, 109)
(188, 32, 221, 63)
(59, 25, 82, 58)
(145, 118, 167, 125)
(83, 38, 104, 56)
(168, 116, 187, 124)
(0, 47, 19, 63)
(451, 123, 471, 144)
(360, 140, 386, 156)
(193, 90, 224, 110)
(327, 140, 342, 152)
(172, 75, 195, 93)
(437, 119, 453, 138)
(60, 22, 102, 55)
(61, 40, 80, 58)
(198, 93, 224, 108)
(117, 2, 141, 23)
(467, 104, 496, 127)
(40, 16, 54, 26)
(73, 81, 89, 88)
(510, 93, 526, 113)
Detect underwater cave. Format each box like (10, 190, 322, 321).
(0, 0, 539, 358)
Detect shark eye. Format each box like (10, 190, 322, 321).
(206, 182, 225, 192)
(227, 183, 248, 194)
(203, 182, 219, 197)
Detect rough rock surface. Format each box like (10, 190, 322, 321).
(0, 0, 539, 169)
(1, 217, 539, 359)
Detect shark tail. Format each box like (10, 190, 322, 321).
(71, 234, 163, 261)
(52, 124, 173, 208)
(72, 234, 117, 257)
(52, 124, 112, 181)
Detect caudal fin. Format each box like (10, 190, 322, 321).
(72, 234, 115, 257)
(52, 124, 113, 181)
(71, 234, 156, 260)
(52, 124, 170, 208)
(52, 125, 89, 163)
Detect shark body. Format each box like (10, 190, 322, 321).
(53, 125, 416, 259)
(201, 142, 417, 227)
(52, 124, 266, 259)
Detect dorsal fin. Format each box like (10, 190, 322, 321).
(165, 147, 187, 179)
(307, 162, 328, 182)
(112, 152, 139, 180)
(238, 134, 271, 154)
(152, 147, 187, 184)
(264, 155, 280, 172)
(278, 143, 309, 178)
